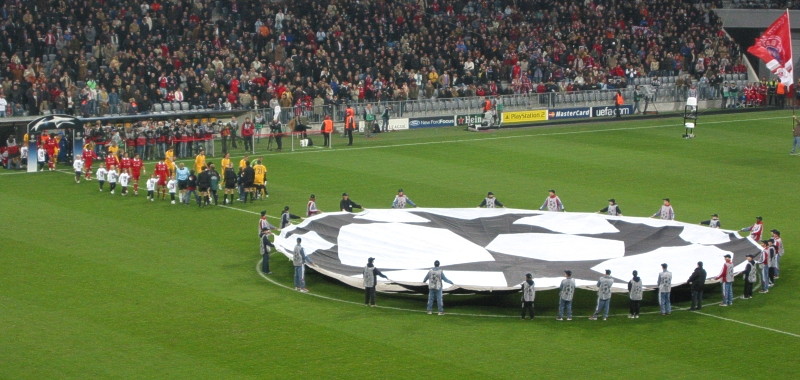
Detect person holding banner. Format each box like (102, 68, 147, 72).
(791, 116, 800, 155)
(747, 10, 793, 94)
(307, 194, 321, 216)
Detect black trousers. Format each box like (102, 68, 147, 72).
(521, 301, 534, 319)
(629, 300, 640, 315)
(323, 132, 330, 146)
(744, 280, 754, 298)
(365, 286, 376, 305)
(346, 128, 353, 145)
(691, 290, 703, 310)
(244, 135, 253, 151)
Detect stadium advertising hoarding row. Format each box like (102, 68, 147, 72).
(412, 105, 637, 128)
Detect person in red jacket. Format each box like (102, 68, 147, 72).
(241, 117, 255, 152)
(105, 151, 119, 170)
(81, 142, 97, 180)
(43, 133, 58, 170)
(131, 153, 144, 195)
(714, 254, 734, 306)
(740, 216, 763, 241)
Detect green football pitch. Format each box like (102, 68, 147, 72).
(2, 109, 798, 378)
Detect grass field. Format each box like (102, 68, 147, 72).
(2, 109, 799, 379)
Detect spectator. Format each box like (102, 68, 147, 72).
(0, 0, 743, 119)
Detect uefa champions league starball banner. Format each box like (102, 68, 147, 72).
(275, 208, 760, 293)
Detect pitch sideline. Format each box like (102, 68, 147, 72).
(0, 114, 789, 176)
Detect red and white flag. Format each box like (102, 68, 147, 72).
(747, 10, 794, 86)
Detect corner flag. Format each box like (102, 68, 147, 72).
(747, 9, 794, 86)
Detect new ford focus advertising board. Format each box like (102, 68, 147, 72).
(409, 116, 456, 128)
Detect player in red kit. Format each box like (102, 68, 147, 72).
(44, 134, 58, 170)
(82, 143, 97, 180)
(130, 154, 145, 195)
(105, 153, 119, 170)
(154, 159, 169, 200)
(119, 152, 132, 175)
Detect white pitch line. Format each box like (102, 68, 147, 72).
(0, 170, 35, 175)
(276, 114, 790, 156)
(692, 309, 800, 338)
(1, 114, 789, 176)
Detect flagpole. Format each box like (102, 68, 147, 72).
(789, 9, 795, 129)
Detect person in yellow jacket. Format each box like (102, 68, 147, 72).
(253, 159, 268, 199)
(220, 152, 231, 188)
(164, 146, 176, 175)
(107, 141, 120, 159)
(194, 149, 206, 174)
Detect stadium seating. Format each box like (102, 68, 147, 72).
(0, 0, 759, 118)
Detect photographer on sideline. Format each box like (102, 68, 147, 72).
(269, 120, 283, 151)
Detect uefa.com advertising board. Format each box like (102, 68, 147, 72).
(393, 106, 634, 128)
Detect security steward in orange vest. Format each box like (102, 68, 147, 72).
(344, 105, 356, 146)
(322, 115, 333, 147)
(777, 81, 786, 108)
(614, 91, 624, 118)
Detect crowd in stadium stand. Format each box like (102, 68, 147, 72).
(0, 0, 755, 117)
(731, 0, 800, 9)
